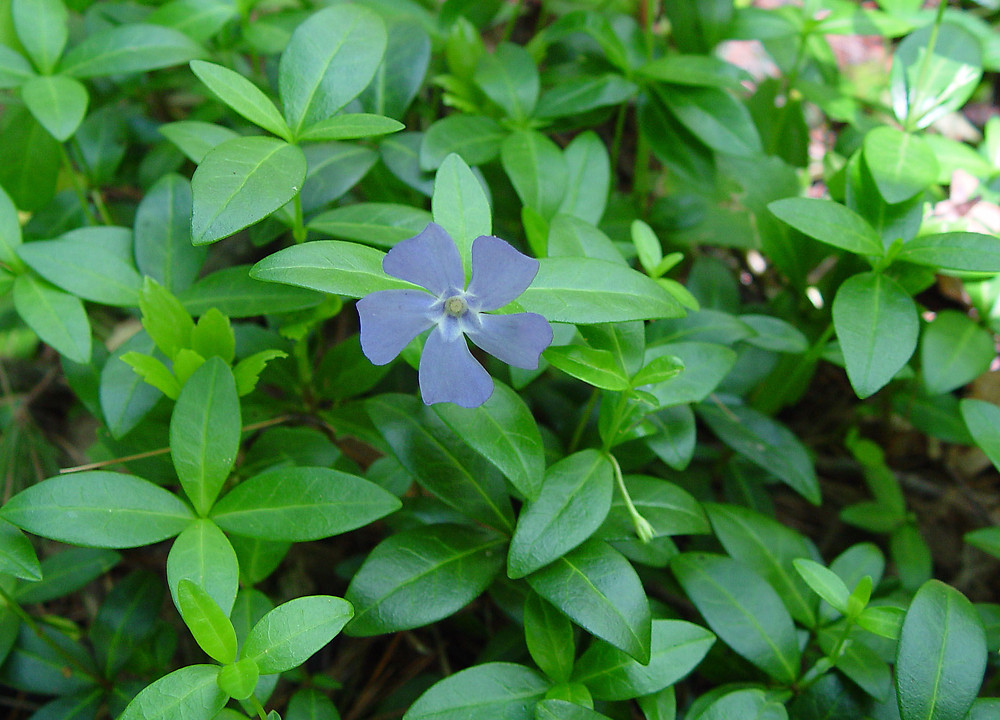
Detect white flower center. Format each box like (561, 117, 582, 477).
(444, 295, 467, 317)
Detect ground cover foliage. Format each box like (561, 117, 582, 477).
(2, 0, 1000, 717)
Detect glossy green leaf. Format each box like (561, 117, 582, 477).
(863, 127, 938, 203)
(179, 265, 324, 317)
(299, 113, 403, 142)
(601, 475, 708, 540)
(544, 345, 630, 391)
(767, 198, 883, 255)
(345, 523, 503, 636)
(191, 137, 307, 245)
(285, 688, 341, 720)
(696, 689, 788, 720)
(697, 403, 820, 504)
(639, 55, 750, 89)
(642, 342, 736, 406)
(508, 450, 614, 578)
(278, 5, 387, 136)
(242, 595, 353, 673)
(12, 0, 67, 73)
(0, 44, 34, 88)
(21, 75, 87, 141)
(535, 700, 611, 720)
(404, 663, 548, 720)
(159, 120, 238, 164)
(12, 274, 90, 363)
(896, 580, 986, 720)
(147, 0, 237, 43)
(557, 131, 610, 225)
(502, 130, 568, 220)
(573, 619, 714, 701)
(0, 105, 60, 211)
(896, 232, 1000, 273)
(524, 592, 575, 683)
(536, 74, 637, 119)
(367, 395, 514, 531)
(419, 115, 506, 170)
(657, 84, 762, 157)
(134, 174, 205, 293)
(359, 18, 430, 118)
(833, 272, 919, 398)
(671, 552, 800, 683)
(920, 310, 993, 395)
(793, 559, 850, 614)
(170, 358, 240, 514)
(191, 308, 235, 364)
(520, 257, 684, 324)
(91, 570, 162, 676)
(217, 658, 259, 700)
(434, 380, 545, 500)
(431, 153, 491, 275)
(178, 579, 237, 664)
(250, 240, 414, 299)
(308, 203, 431, 247)
(59, 24, 205, 78)
(166, 519, 239, 617)
(212, 466, 400, 541)
(0, 517, 40, 581)
(15, 547, 120, 603)
(119, 665, 226, 720)
(474, 42, 538, 120)
(0, 185, 23, 270)
(1, 471, 193, 548)
(190, 60, 290, 141)
(528, 540, 651, 663)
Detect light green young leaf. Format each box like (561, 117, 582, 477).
(544, 345, 630, 391)
(12, 0, 68, 74)
(242, 595, 354, 674)
(177, 579, 237, 664)
(792, 559, 850, 614)
(120, 352, 181, 399)
(768, 198, 884, 256)
(118, 665, 226, 720)
(190, 60, 291, 142)
(167, 519, 239, 617)
(298, 113, 403, 142)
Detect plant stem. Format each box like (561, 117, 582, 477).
(58, 144, 98, 226)
(607, 452, 654, 542)
(568, 388, 599, 453)
(249, 694, 269, 720)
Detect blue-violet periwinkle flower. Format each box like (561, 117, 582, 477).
(357, 222, 553, 408)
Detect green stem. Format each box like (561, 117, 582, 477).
(607, 452, 654, 542)
(766, 29, 808, 156)
(501, 0, 523, 42)
(249, 694, 269, 720)
(633, 126, 651, 215)
(903, 0, 947, 131)
(58, 144, 98, 226)
(90, 189, 113, 226)
(292, 193, 306, 244)
(568, 388, 599, 454)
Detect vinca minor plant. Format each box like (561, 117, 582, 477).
(1, 0, 1000, 719)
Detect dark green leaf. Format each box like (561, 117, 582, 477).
(0, 517, 40, 581)
(118, 665, 226, 720)
(166, 519, 239, 616)
(404, 663, 548, 720)
(12, 274, 90, 363)
(178, 265, 324, 317)
(309, 203, 431, 248)
(15, 547, 120, 604)
(524, 591, 575, 682)
(134, 174, 205, 293)
(474, 42, 538, 120)
(242, 595, 352, 674)
(501, 130, 567, 220)
(657, 84, 761, 157)
(896, 232, 1000, 273)
(767, 198, 883, 255)
(600, 475, 709, 540)
(419, 115, 506, 171)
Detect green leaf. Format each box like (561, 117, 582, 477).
(697, 403, 820, 504)
(191, 137, 307, 245)
(278, 5, 387, 136)
(573, 619, 715, 701)
(558, 131, 610, 225)
(217, 658, 259, 700)
(527, 539, 651, 663)
(535, 700, 612, 720)
(520, 258, 684, 324)
(656, 84, 762, 157)
(508, 450, 614, 578)
(21, 75, 87, 141)
(0, 517, 40, 581)
(59, 24, 205, 78)
(434, 380, 545, 500)
(671, 552, 800, 684)
(211, 466, 401, 541)
(535, 74, 638, 120)
(299, 113, 404, 142)
(0, 185, 24, 270)
(242, 595, 353, 674)
(12, 274, 90, 363)
(119, 665, 226, 720)
(890, 23, 982, 130)
(767, 198, 884, 255)
(170, 358, 240, 515)
(544, 345, 630, 391)
(858, 605, 906, 639)
(17, 226, 142, 306)
(15, 548, 120, 604)
(600, 475, 709, 540)
(250, 241, 414, 299)
(0, 105, 60, 211)
(896, 580, 986, 720)
(431, 153, 491, 276)
(419, 115, 506, 171)
(403, 663, 548, 720)
(139, 277, 194, 360)
(147, 0, 238, 43)
(120, 353, 180, 401)
(642, 342, 736, 406)
(0, 624, 96, 695)
(961, 399, 1000, 473)
(638, 55, 751, 90)
(285, 688, 341, 720)
(367, 395, 515, 532)
(233, 349, 287, 396)
(134, 174, 206, 293)
(704, 503, 818, 627)
(896, 232, 1000, 273)
(792, 559, 850, 614)
(740, 314, 808, 353)
(832, 272, 918, 398)
(178, 579, 237, 664)
(12, 0, 67, 74)
(179, 265, 324, 317)
(190, 60, 291, 142)
(863, 127, 938, 203)
(0, 44, 35, 88)
(920, 310, 993, 395)
(345, 523, 504, 636)
(501, 130, 568, 220)
(524, 592, 575, 683)
(191, 308, 235, 364)
(1, 471, 194, 548)
(696, 689, 788, 720)
(474, 42, 538, 120)
(166, 519, 238, 617)
(159, 120, 239, 164)
(91, 570, 162, 676)
(631, 355, 685, 387)
(309, 203, 431, 247)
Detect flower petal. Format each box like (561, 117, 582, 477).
(357, 289, 437, 365)
(383, 222, 465, 296)
(419, 327, 493, 407)
(467, 312, 553, 369)
(466, 235, 539, 311)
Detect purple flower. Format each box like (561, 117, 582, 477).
(357, 223, 553, 407)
